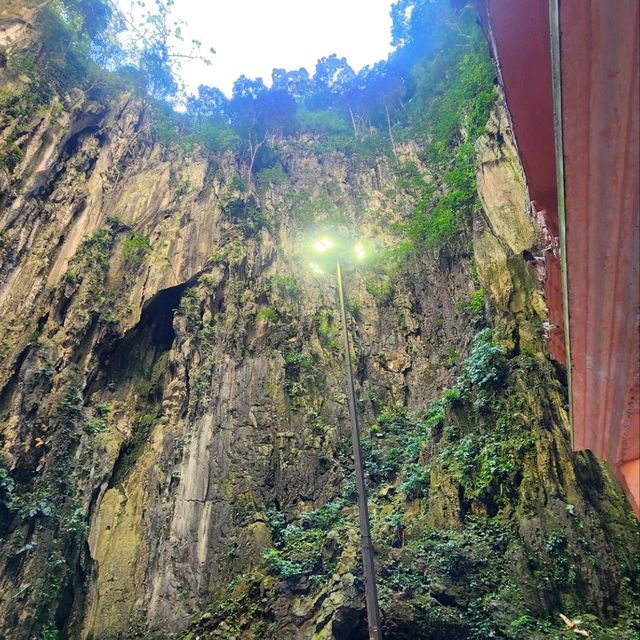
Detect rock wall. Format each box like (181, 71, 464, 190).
(0, 15, 637, 640)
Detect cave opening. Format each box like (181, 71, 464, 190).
(95, 280, 189, 390)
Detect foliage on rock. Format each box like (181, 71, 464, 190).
(0, 1, 637, 640)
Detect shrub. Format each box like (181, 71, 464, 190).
(400, 463, 430, 499)
(262, 548, 302, 579)
(295, 107, 351, 136)
(467, 288, 485, 314)
(0, 467, 15, 510)
(256, 165, 288, 189)
(284, 351, 313, 370)
(122, 232, 151, 266)
(0, 142, 23, 171)
(257, 308, 278, 322)
(272, 274, 299, 294)
(376, 405, 412, 436)
(300, 498, 345, 529)
(283, 350, 313, 397)
(463, 328, 507, 388)
(315, 311, 338, 349)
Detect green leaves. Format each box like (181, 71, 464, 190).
(262, 548, 303, 579)
(121, 232, 151, 267)
(0, 468, 16, 523)
(256, 308, 278, 322)
(392, 8, 496, 250)
(261, 499, 346, 584)
(462, 329, 507, 388)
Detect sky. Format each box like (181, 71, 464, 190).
(117, 0, 395, 97)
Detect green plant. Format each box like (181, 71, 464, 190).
(545, 530, 568, 553)
(462, 328, 507, 388)
(63, 270, 80, 286)
(257, 308, 278, 322)
(284, 350, 313, 369)
(283, 350, 314, 398)
(456, 288, 485, 326)
(40, 622, 60, 640)
(315, 311, 339, 349)
(178, 287, 200, 321)
(0, 467, 15, 510)
(272, 274, 299, 295)
(64, 507, 89, 536)
(468, 288, 485, 313)
(266, 509, 286, 543)
(0, 142, 23, 171)
(256, 165, 288, 189)
(375, 405, 411, 435)
(67, 227, 116, 296)
(364, 275, 394, 304)
(168, 176, 191, 198)
(102, 313, 119, 326)
(229, 175, 247, 193)
(300, 498, 345, 529)
(262, 548, 302, 579)
(400, 463, 430, 499)
(122, 232, 151, 266)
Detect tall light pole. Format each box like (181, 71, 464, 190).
(310, 237, 383, 640)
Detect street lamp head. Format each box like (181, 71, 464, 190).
(313, 238, 334, 254)
(308, 230, 369, 265)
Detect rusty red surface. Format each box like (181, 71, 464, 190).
(483, 0, 558, 227)
(478, 0, 566, 363)
(544, 254, 565, 364)
(479, 0, 640, 514)
(559, 0, 640, 514)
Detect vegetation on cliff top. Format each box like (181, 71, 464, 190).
(2, 0, 494, 251)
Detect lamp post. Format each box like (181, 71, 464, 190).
(310, 237, 383, 640)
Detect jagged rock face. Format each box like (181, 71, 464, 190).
(0, 86, 475, 637)
(0, 27, 637, 640)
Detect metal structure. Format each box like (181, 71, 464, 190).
(336, 258, 383, 640)
(476, 0, 639, 515)
(310, 235, 383, 639)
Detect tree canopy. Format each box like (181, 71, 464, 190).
(6, 0, 495, 248)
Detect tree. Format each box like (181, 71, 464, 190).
(228, 76, 270, 189)
(111, 0, 215, 101)
(29, 0, 214, 103)
(346, 62, 406, 153)
(390, 0, 451, 58)
(271, 68, 312, 102)
(31, 0, 121, 92)
(308, 54, 356, 109)
(259, 89, 297, 136)
(186, 85, 229, 123)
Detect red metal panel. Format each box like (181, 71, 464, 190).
(479, 0, 639, 514)
(485, 0, 558, 228)
(559, 0, 639, 512)
(479, 0, 567, 364)
(545, 253, 565, 363)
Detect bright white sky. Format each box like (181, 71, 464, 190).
(118, 0, 395, 97)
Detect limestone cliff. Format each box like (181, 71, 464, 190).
(0, 5, 637, 640)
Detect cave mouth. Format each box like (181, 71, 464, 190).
(90, 280, 190, 393)
(331, 608, 368, 640)
(332, 610, 471, 640)
(140, 281, 188, 351)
